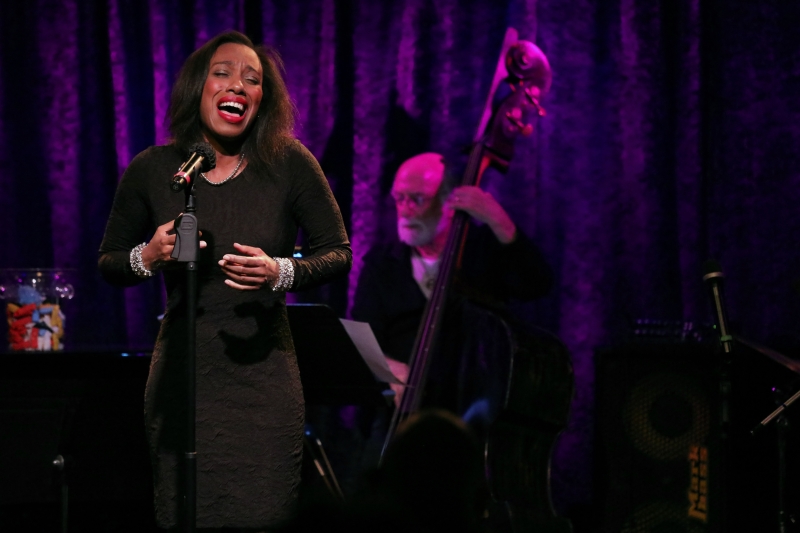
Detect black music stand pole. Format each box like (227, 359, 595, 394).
(172, 186, 200, 533)
(287, 304, 391, 499)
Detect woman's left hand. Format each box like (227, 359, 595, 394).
(218, 243, 280, 291)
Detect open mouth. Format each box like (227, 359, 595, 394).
(217, 99, 247, 123)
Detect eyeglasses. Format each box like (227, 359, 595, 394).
(391, 192, 434, 208)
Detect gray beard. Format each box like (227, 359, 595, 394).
(397, 217, 437, 247)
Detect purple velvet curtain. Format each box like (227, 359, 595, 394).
(1, 0, 799, 513)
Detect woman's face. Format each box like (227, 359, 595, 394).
(200, 42, 263, 144)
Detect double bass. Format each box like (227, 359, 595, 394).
(380, 28, 575, 533)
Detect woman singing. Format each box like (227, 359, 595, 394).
(98, 31, 351, 531)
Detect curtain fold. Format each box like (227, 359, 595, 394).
(348, 0, 402, 307)
(39, 1, 81, 269)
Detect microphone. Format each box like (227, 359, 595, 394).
(702, 260, 733, 354)
(171, 142, 216, 192)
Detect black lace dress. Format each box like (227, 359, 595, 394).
(98, 142, 351, 529)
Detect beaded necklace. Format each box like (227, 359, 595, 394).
(201, 152, 245, 186)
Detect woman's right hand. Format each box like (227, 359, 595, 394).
(140, 219, 207, 271)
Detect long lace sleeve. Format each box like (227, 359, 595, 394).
(284, 143, 352, 290)
(98, 149, 158, 287)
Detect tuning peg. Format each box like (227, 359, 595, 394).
(524, 86, 547, 116)
(505, 108, 533, 136)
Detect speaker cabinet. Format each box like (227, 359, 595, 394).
(594, 342, 723, 533)
(595, 341, 800, 533)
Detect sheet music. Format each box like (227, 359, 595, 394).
(339, 318, 403, 384)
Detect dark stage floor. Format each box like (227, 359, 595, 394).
(2, 346, 798, 533)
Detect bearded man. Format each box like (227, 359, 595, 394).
(351, 152, 553, 398)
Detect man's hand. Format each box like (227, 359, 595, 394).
(386, 357, 409, 408)
(446, 186, 517, 243)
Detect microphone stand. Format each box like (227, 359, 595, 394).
(704, 263, 799, 532)
(703, 265, 733, 532)
(171, 185, 200, 533)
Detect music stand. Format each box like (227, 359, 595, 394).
(287, 304, 388, 407)
(287, 304, 390, 500)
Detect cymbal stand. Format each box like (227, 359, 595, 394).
(746, 336, 800, 533)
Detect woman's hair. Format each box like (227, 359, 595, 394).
(168, 30, 296, 172)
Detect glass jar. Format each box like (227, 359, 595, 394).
(0, 269, 75, 351)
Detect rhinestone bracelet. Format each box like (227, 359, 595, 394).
(130, 242, 154, 278)
(272, 257, 294, 292)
